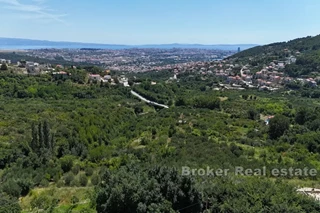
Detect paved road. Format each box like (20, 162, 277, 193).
(240, 67, 244, 77)
(131, 90, 169, 109)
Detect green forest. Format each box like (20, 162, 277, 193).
(0, 66, 320, 212)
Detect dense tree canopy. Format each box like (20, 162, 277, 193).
(0, 68, 319, 212)
(269, 115, 290, 139)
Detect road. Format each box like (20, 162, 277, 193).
(240, 67, 244, 77)
(130, 90, 169, 109)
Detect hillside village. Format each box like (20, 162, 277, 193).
(0, 59, 131, 87)
(167, 49, 319, 91)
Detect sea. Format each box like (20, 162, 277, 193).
(0, 45, 129, 50)
(0, 44, 256, 51)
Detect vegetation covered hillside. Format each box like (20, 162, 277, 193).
(229, 34, 320, 77)
(0, 67, 320, 212)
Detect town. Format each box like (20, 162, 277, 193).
(23, 48, 235, 72)
(0, 47, 319, 92)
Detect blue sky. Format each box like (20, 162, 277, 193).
(1, 0, 320, 45)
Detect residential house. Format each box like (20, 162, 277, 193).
(257, 79, 266, 86)
(278, 62, 285, 69)
(226, 68, 232, 73)
(26, 62, 41, 75)
(256, 71, 262, 78)
(271, 76, 281, 84)
(283, 77, 294, 83)
(227, 76, 236, 84)
(103, 75, 112, 81)
(245, 75, 253, 83)
(261, 69, 268, 74)
(53, 71, 70, 80)
(287, 56, 297, 64)
(306, 78, 317, 87)
(89, 74, 102, 82)
(227, 76, 242, 84)
(215, 73, 228, 79)
(243, 69, 251, 75)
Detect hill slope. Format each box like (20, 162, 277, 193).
(229, 34, 320, 77)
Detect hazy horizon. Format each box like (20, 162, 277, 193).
(0, 37, 259, 46)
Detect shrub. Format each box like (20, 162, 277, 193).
(91, 173, 100, 186)
(71, 195, 79, 204)
(30, 195, 51, 210)
(70, 179, 80, 187)
(72, 164, 81, 175)
(85, 167, 94, 177)
(0, 63, 8, 71)
(60, 155, 74, 173)
(2, 180, 21, 198)
(0, 193, 21, 213)
(40, 179, 49, 187)
(56, 180, 64, 188)
(64, 172, 75, 186)
(79, 174, 88, 187)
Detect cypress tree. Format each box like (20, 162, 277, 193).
(31, 123, 38, 152)
(43, 120, 50, 149)
(38, 122, 44, 149)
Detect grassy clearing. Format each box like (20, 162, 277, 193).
(20, 186, 95, 213)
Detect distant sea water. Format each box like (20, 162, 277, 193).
(0, 45, 128, 50)
(0, 45, 54, 50)
(0, 38, 258, 50)
(0, 44, 256, 51)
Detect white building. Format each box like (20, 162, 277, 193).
(89, 74, 102, 81)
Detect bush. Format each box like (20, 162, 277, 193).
(40, 179, 49, 188)
(247, 108, 259, 120)
(60, 155, 75, 173)
(64, 172, 75, 186)
(72, 164, 81, 175)
(2, 180, 21, 198)
(91, 173, 100, 186)
(85, 167, 94, 177)
(79, 174, 88, 187)
(0, 193, 21, 213)
(71, 195, 79, 204)
(0, 63, 8, 71)
(70, 179, 80, 187)
(56, 180, 64, 188)
(30, 195, 51, 210)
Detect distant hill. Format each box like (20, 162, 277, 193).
(0, 38, 257, 51)
(229, 34, 320, 77)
